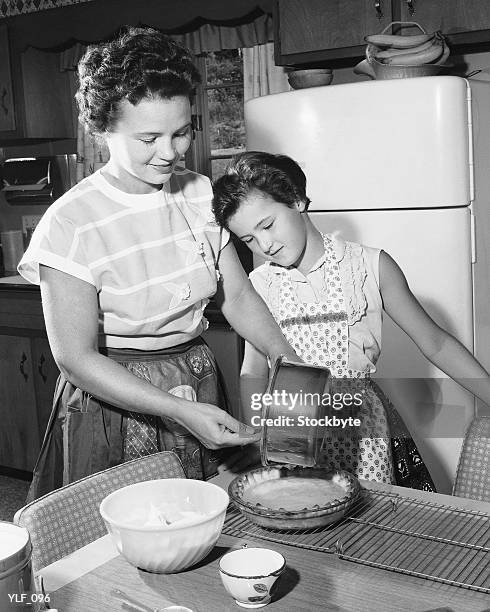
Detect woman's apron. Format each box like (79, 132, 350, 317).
(268, 234, 435, 490)
(27, 338, 226, 502)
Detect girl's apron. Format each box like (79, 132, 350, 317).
(267, 234, 435, 490)
(27, 338, 226, 502)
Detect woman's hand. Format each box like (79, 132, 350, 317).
(174, 402, 261, 450)
(219, 442, 262, 473)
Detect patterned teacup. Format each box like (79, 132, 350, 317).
(219, 547, 286, 608)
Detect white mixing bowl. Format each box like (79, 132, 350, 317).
(99, 478, 229, 573)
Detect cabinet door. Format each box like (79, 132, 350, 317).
(0, 38, 76, 140)
(276, 0, 393, 64)
(31, 337, 59, 445)
(21, 47, 76, 139)
(0, 23, 16, 133)
(398, 1, 490, 37)
(0, 335, 40, 471)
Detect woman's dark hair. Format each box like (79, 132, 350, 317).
(212, 151, 311, 228)
(76, 26, 201, 133)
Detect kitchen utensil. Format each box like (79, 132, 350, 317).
(0, 522, 34, 612)
(370, 59, 445, 79)
(100, 479, 228, 573)
(113, 588, 194, 612)
(219, 547, 285, 608)
(228, 466, 361, 530)
(260, 356, 330, 468)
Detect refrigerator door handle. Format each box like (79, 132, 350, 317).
(470, 211, 476, 264)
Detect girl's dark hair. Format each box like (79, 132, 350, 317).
(212, 151, 311, 228)
(76, 26, 201, 133)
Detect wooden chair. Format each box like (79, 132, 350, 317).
(452, 416, 490, 502)
(14, 451, 186, 573)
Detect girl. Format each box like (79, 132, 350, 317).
(212, 151, 490, 490)
(18, 30, 298, 500)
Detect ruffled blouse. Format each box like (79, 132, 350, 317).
(249, 233, 383, 373)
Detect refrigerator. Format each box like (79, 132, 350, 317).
(245, 76, 490, 494)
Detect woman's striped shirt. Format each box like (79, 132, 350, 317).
(18, 167, 229, 350)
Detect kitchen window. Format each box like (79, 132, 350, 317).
(188, 49, 246, 180)
(189, 49, 252, 273)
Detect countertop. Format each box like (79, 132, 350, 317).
(0, 272, 37, 289)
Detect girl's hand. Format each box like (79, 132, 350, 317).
(175, 402, 262, 450)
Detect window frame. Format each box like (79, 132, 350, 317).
(187, 52, 245, 180)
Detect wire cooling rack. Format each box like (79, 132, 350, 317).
(222, 489, 490, 593)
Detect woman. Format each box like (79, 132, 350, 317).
(18, 27, 297, 500)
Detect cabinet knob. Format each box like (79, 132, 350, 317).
(374, 0, 383, 20)
(406, 0, 416, 16)
(38, 353, 47, 383)
(19, 352, 28, 381)
(1, 87, 8, 117)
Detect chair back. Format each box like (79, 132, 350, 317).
(14, 451, 185, 572)
(452, 416, 490, 502)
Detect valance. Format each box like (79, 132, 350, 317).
(6, 0, 273, 52)
(60, 12, 273, 70)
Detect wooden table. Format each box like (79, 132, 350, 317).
(44, 476, 490, 612)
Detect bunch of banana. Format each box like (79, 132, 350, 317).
(365, 30, 450, 67)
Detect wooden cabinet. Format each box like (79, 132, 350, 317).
(274, 0, 490, 66)
(0, 23, 16, 133)
(31, 337, 59, 443)
(0, 288, 58, 472)
(274, 0, 393, 65)
(0, 334, 58, 472)
(398, 0, 490, 43)
(0, 25, 75, 142)
(0, 335, 40, 471)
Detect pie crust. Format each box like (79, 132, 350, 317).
(228, 466, 361, 530)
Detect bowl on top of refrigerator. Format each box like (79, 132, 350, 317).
(288, 68, 333, 89)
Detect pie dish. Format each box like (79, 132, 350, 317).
(228, 466, 361, 530)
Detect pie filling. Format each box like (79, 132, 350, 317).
(242, 477, 348, 512)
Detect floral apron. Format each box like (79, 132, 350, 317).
(27, 338, 226, 502)
(267, 234, 435, 490)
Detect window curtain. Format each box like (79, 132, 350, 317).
(59, 14, 278, 181)
(75, 122, 110, 182)
(62, 68, 110, 183)
(243, 42, 290, 102)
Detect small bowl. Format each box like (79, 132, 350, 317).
(288, 68, 333, 89)
(99, 478, 228, 573)
(219, 547, 286, 608)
